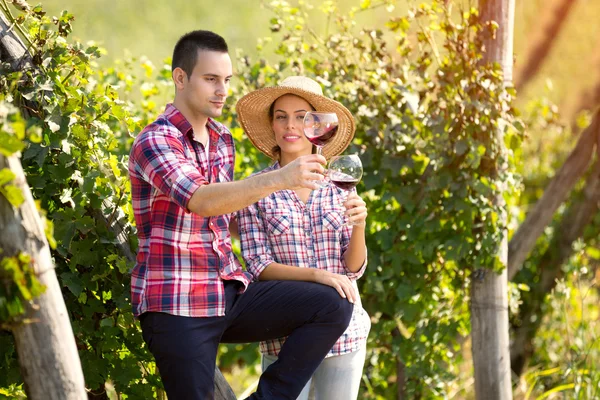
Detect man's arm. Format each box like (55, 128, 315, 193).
(130, 129, 326, 217)
(188, 155, 326, 217)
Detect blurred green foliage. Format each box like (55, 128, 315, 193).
(37, 0, 600, 117)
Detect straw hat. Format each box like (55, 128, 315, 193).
(236, 76, 356, 159)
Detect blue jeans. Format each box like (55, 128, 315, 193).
(140, 280, 353, 400)
(262, 345, 367, 400)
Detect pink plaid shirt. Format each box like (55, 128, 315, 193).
(237, 162, 370, 357)
(128, 104, 252, 318)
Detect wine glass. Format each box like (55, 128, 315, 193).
(303, 112, 339, 156)
(303, 112, 339, 187)
(327, 154, 363, 226)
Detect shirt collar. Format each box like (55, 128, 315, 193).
(163, 103, 225, 138)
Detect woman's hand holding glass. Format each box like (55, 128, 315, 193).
(327, 154, 366, 226)
(343, 192, 367, 227)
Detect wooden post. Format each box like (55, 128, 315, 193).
(0, 153, 88, 399)
(470, 1, 515, 399)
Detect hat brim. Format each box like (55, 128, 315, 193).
(236, 86, 355, 160)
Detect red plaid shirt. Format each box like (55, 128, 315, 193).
(237, 163, 370, 357)
(128, 104, 252, 318)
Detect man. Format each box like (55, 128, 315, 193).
(128, 30, 353, 399)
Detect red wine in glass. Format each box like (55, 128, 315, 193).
(329, 170, 360, 190)
(303, 112, 339, 155)
(306, 125, 338, 147)
(327, 155, 364, 226)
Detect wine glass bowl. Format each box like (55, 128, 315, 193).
(303, 112, 339, 153)
(328, 155, 363, 191)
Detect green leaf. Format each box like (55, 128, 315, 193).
(396, 283, 415, 299)
(75, 216, 96, 234)
(0, 168, 16, 186)
(517, 283, 530, 292)
(1, 185, 25, 207)
(387, 17, 411, 33)
(0, 132, 26, 156)
(60, 272, 83, 297)
(0, 168, 25, 207)
(22, 143, 49, 167)
(27, 125, 43, 143)
(116, 257, 131, 274)
(585, 246, 600, 260)
(412, 154, 430, 175)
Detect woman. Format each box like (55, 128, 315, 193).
(236, 76, 370, 400)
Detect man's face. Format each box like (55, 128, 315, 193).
(177, 50, 233, 119)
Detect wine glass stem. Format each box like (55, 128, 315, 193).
(344, 190, 352, 225)
(315, 146, 329, 187)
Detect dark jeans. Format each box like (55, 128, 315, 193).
(140, 280, 353, 400)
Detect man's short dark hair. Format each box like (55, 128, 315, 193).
(172, 30, 228, 77)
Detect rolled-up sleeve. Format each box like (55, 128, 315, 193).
(130, 130, 208, 210)
(237, 204, 275, 279)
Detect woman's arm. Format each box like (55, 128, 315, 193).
(259, 262, 357, 304)
(237, 203, 356, 303)
(342, 192, 368, 272)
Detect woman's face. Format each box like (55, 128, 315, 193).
(271, 94, 314, 160)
